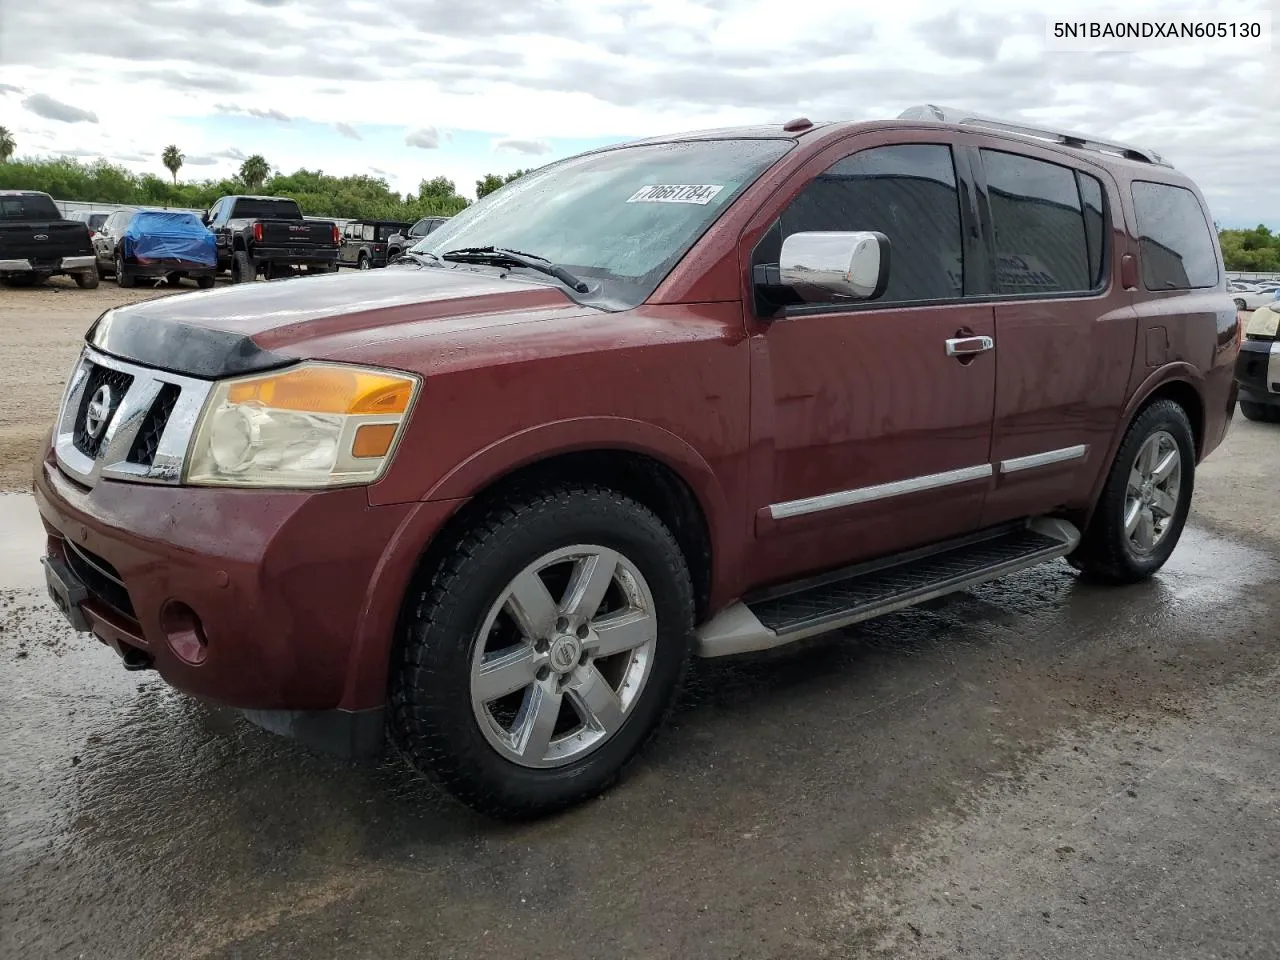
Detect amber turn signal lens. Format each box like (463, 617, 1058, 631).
(226, 365, 415, 415)
(352, 423, 398, 459)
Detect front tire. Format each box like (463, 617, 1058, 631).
(1068, 399, 1195, 584)
(196, 275, 216, 290)
(1240, 400, 1280, 423)
(390, 486, 694, 819)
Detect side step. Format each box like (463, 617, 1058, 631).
(695, 518, 1080, 658)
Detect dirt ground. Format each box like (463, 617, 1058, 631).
(0, 276, 194, 491)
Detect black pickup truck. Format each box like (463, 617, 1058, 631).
(202, 195, 340, 283)
(0, 191, 99, 288)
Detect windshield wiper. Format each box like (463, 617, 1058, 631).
(440, 246, 589, 293)
(391, 250, 440, 266)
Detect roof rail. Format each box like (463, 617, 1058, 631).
(897, 104, 1171, 167)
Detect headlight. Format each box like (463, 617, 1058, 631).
(185, 362, 419, 487)
(1245, 306, 1280, 340)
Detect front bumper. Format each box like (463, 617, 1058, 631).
(1235, 338, 1280, 405)
(0, 255, 95, 273)
(33, 456, 462, 754)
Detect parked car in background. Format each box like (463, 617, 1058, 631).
(35, 107, 1238, 819)
(203, 195, 340, 283)
(69, 211, 110, 237)
(1228, 279, 1280, 310)
(1236, 301, 1280, 422)
(0, 190, 98, 289)
(94, 209, 217, 289)
(338, 219, 410, 270)
(386, 216, 450, 263)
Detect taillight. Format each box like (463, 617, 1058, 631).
(332, 225, 340, 245)
(253, 222, 263, 243)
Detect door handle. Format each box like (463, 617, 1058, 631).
(945, 335, 994, 357)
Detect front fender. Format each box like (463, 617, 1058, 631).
(423, 415, 731, 549)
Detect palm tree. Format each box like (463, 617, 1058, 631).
(161, 144, 183, 184)
(238, 154, 270, 191)
(0, 127, 15, 164)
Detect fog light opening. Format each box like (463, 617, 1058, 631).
(160, 600, 209, 665)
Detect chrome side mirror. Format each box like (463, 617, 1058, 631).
(779, 230, 890, 302)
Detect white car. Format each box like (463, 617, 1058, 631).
(1231, 285, 1280, 311)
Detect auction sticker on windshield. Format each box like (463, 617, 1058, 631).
(626, 184, 725, 205)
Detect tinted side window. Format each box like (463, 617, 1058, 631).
(1077, 172, 1106, 288)
(779, 144, 964, 304)
(1131, 181, 1218, 290)
(981, 150, 1091, 295)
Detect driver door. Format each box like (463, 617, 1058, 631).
(745, 136, 997, 585)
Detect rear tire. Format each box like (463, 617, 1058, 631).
(1240, 400, 1280, 423)
(196, 275, 216, 289)
(358, 254, 370, 270)
(390, 485, 694, 819)
(73, 267, 100, 290)
(231, 250, 255, 284)
(116, 255, 135, 288)
(1067, 399, 1195, 584)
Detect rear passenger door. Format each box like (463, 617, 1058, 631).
(968, 142, 1134, 527)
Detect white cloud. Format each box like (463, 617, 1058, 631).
(22, 93, 97, 124)
(493, 137, 552, 155)
(405, 127, 440, 149)
(334, 122, 361, 140)
(0, 0, 1274, 222)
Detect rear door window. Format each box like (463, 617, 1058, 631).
(1130, 181, 1219, 290)
(778, 144, 965, 305)
(980, 150, 1096, 295)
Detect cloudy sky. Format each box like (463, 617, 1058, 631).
(0, 0, 1276, 223)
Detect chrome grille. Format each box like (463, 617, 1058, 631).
(72, 365, 134, 459)
(53, 347, 214, 488)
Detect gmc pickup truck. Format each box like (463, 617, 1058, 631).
(202, 195, 340, 282)
(35, 107, 1238, 819)
(0, 190, 99, 288)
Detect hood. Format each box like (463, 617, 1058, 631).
(87, 265, 579, 379)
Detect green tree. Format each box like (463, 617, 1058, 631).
(1219, 225, 1280, 272)
(475, 173, 504, 199)
(476, 169, 531, 199)
(161, 145, 183, 184)
(0, 127, 14, 164)
(239, 154, 270, 191)
(0, 155, 471, 220)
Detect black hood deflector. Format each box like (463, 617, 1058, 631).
(86, 309, 295, 379)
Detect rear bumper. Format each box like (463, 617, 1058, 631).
(1235, 339, 1279, 404)
(251, 246, 339, 263)
(0, 255, 95, 272)
(124, 260, 216, 278)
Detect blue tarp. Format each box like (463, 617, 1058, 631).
(122, 211, 216, 267)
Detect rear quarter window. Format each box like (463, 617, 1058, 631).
(1131, 181, 1219, 290)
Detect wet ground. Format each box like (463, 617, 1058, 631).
(1, 419, 1278, 959)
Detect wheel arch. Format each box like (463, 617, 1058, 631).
(344, 424, 735, 712)
(1081, 364, 1205, 526)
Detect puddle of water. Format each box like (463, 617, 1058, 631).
(0, 492, 45, 591)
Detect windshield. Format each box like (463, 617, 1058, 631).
(410, 139, 792, 308)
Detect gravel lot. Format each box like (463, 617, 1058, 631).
(1, 280, 1278, 959)
(0, 277, 193, 491)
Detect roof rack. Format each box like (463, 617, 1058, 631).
(897, 104, 1171, 167)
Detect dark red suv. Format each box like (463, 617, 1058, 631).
(35, 106, 1239, 817)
